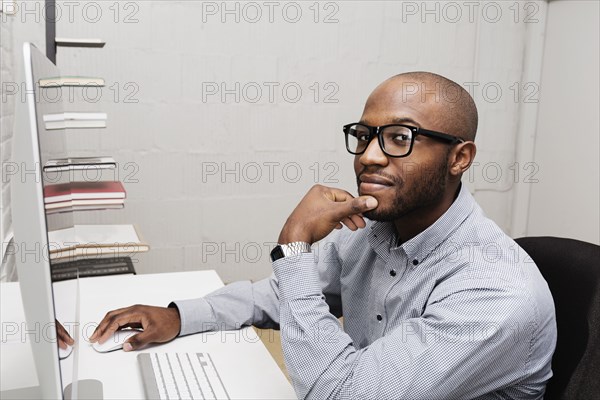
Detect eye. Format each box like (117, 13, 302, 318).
(349, 127, 370, 141)
(382, 126, 413, 147)
(391, 134, 411, 143)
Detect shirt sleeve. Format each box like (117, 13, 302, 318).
(171, 230, 346, 337)
(170, 277, 281, 336)
(273, 252, 552, 400)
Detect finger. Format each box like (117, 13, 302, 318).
(56, 323, 75, 346)
(97, 314, 144, 344)
(340, 217, 358, 231)
(122, 329, 155, 352)
(326, 187, 355, 203)
(90, 311, 118, 342)
(334, 223, 343, 230)
(349, 213, 367, 229)
(325, 187, 377, 211)
(118, 322, 144, 330)
(90, 313, 118, 342)
(97, 313, 144, 344)
(333, 195, 378, 221)
(351, 195, 378, 213)
(58, 338, 67, 349)
(57, 328, 74, 346)
(90, 306, 134, 342)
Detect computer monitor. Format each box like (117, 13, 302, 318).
(10, 42, 64, 400)
(9, 43, 99, 399)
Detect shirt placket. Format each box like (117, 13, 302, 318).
(368, 246, 409, 340)
(379, 249, 409, 335)
(367, 253, 388, 340)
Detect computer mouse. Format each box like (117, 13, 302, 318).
(91, 329, 142, 353)
(59, 344, 73, 360)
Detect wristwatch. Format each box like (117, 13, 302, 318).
(270, 241, 312, 262)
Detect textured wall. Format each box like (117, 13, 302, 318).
(527, 0, 599, 244)
(4, 1, 556, 282)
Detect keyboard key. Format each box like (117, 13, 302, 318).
(138, 352, 230, 400)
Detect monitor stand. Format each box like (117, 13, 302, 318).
(64, 379, 104, 399)
(0, 386, 42, 399)
(0, 380, 103, 399)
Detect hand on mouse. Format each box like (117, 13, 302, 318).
(89, 304, 181, 351)
(56, 319, 74, 349)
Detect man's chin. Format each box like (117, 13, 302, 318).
(357, 192, 391, 221)
(363, 208, 395, 222)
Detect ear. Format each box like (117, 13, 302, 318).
(449, 141, 477, 178)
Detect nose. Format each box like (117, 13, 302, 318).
(358, 136, 388, 167)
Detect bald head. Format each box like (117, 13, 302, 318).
(365, 72, 478, 141)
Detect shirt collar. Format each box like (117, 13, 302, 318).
(367, 184, 475, 265)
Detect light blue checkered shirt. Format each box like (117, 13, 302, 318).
(173, 185, 556, 399)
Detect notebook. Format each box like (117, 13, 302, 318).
(47, 225, 149, 260)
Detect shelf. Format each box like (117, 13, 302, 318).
(55, 38, 106, 48)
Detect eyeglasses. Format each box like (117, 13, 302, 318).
(343, 123, 464, 158)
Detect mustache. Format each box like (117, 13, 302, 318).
(356, 168, 402, 186)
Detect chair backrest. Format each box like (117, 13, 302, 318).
(515, 237, 600, 400)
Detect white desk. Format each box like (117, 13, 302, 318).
(1, 271, 296, 399)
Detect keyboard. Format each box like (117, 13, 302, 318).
(50, 257, 136, 282)
(138, 353, 230, 400)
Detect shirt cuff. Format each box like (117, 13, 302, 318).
(272, 252, 323, 301)
(169, 297, 215, 337)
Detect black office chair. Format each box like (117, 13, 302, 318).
(515, 237, 600, 400)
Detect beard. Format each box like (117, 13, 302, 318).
(357, 155, 450, 222)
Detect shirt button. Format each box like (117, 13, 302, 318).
(412, 259, 419, 266)
(390, 269, 397, 277)
(376, 314, 382, 321)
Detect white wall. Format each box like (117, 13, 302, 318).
(526, 0, 600, 244)
(1, 1, 46, 280)
(0, 7, 15, 277)
(5, 1, 589, 283)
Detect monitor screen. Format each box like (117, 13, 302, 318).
(12, 42, 73, 399)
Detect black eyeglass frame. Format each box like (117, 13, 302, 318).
(343, 122, 465, 158)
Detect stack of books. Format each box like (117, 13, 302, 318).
(44, 156, 116, 173)
(44, 181, 126, 214)
(39, 76, 105, 88)
(47, 224, 149, 261)
(43, 112, 107, 130)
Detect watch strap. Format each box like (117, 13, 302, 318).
(270, 241, 311, 262)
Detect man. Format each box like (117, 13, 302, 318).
(91, 72, 557, 399)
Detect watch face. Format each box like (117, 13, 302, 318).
(270, 245, 285, 262)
